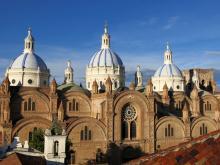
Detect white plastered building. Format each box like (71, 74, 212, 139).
(152, 43, 184, 92)
(86, 24, 125, 91)
(5, 29, 50, 87)
(44, 129, 67, 165)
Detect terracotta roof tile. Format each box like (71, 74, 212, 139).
(128, 130, 220, 165)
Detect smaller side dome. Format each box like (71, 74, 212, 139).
(10, 52, 48, 71)
(6, 29, 50, 87)
(154, 64, 182, 77)
(152, 42, 184, 92)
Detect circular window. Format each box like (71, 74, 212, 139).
(176, 85, 180, 89)
(12, 79, 16, 84)
(122, 105, 137, 121)
(28, 79, 33, 84)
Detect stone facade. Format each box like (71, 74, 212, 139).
(1, 27, 220, 164)
(0, 71, 219, 164)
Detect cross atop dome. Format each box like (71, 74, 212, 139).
(166, 41, 171, 51)
(101, 22, 110, 49)
(104, 21, 108, 34)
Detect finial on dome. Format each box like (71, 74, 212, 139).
(67, 60, 71, 67)
(166, 41, 170, 50)
(137, 65, 140, 72)
(166, 41, 171, 51)
(28, 27, 32, 35)
(104, 21, 108, 34)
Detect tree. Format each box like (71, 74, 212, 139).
(51, 119, 62, 135)
(29, 128, 44, 152)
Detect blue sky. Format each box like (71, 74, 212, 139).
(1, 0, 220, 84)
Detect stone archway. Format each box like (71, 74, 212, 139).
(12, 117, 51, 143)
(66, 117, 107, 164)
(155, 116, 185, 150)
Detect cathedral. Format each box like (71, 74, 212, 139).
(0, 25, 219, 164)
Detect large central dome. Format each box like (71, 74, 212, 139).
(88, 48, 123, 67)
(86, 24, 125, 91)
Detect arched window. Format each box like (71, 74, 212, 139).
(80, 126, 92, 141)
(130, 121, 136, 139)
(165, 124, 174, 137)
(68, 99, 79, 111)
(122, 121, 128, 139)
(28, 98, 32, 111)
(121, 104, 137, 140)
(24, 98, 35, 111)
(85, 126, 88, 140)
(204, 101, 212, 111)
(24, 102, 28, 111)
(54, 141, 59, 156)
(32, 102, 35, 111)
(200, 123, 208, 135)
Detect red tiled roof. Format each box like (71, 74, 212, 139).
(128, 130, 220, 165)
(0, 152, 46, 165)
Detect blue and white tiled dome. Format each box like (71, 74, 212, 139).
(86, 24, 125, 91)
(152, 43, 184, 92)
(154, 63, 182, 77)
(10, 52, 48, 71)
(6, 29, 50, 87)
(88, 48, 123, 67)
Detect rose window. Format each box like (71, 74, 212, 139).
(122, 105, 137, 121)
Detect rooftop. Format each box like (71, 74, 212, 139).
(128, 130, 220, 165)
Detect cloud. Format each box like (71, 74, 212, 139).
(205, 51, 220, 56)
(163, 16, 179, 30)
(138, 17, 158, 26)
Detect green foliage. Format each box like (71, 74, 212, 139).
(29, 128, 44, 152)
(51, 119, 62, 135)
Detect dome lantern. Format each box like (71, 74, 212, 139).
(64, 60, 74, 84)
(24, 28, 35, 53)
(101, 22, 110, 49)
(164, 42, 173, 64)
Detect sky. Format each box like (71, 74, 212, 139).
(1, 0, 220, 85)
